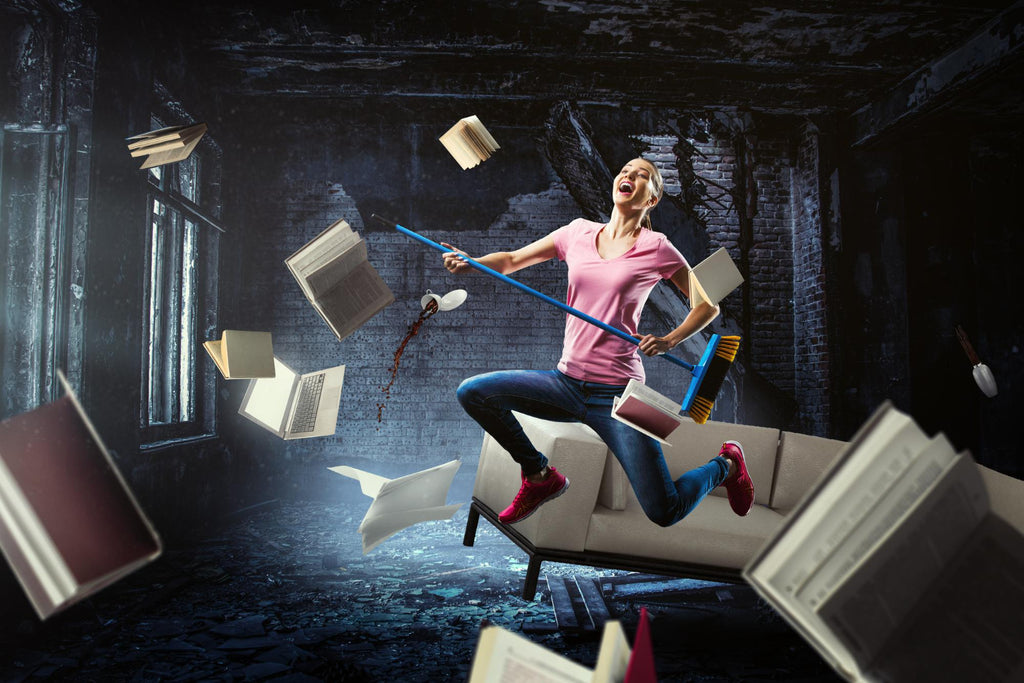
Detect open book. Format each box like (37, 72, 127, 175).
(688, 246, 743, 310)
(285, 218, 395, 342)
(203, 330, 275, 379)
(0, 372, 162, 619)
(468, 612, 648, 683)
(611, 379, 685, 444)
(439, 115, 500, 170)
(125, 123, 207, 170)
(744, 401, 1024, 682)
(328, 460, 462, 554)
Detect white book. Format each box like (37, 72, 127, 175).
(328, 460, 463, 554)
(688, 247, 743, 310)
(203, 330, 275, 379)
(611, 379, 685, 444)
(0, 372, 162, 619)
(744, 401, 1024, 682)
(132, 123, 207, 169)
(439, 115, 501, 170)
(285, 218, 395, 342)
(468, 619, 632, 683)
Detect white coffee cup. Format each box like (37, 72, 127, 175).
(421, 289, 468, 312)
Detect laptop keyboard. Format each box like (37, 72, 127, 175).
(289, 372, 325, 433)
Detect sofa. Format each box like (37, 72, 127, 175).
(461, 412, 849, 600)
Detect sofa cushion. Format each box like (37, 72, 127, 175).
(770, 431, 848, 513)
(601, 418, 781, 509)
(585, 494, 785, 569)
(471, 413, 609, 552)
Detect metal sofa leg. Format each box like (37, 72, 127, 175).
(522, 555, 542, 601)
(463, 504, 480, 547)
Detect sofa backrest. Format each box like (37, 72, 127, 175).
(598, 417, 781, 511)
(769, 431, 848, 513)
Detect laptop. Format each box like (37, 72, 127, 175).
(238, 357, 345, 439)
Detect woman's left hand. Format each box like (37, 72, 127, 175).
(638, 333, 675, 357)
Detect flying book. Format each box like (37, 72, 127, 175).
(468, 617, 636, 683)
(611, 379, 685, 444)
(0, 371, 162, 619)
(439, 115, 500, 170)
(285, 218, 395, 342)
(328, 460, 463, 554)
(203, 330, 275, 379)
(688, 247, 743, 311)
(238, 357, 345, 440)
(744, 401, 1024, 683)
(126, 123, 207, 170)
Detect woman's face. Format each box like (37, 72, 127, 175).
(612, 158, 659, 211)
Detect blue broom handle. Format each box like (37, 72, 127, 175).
(386, 218, 697, 373)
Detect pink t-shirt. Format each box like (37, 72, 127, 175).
(551, 218, 688, 384)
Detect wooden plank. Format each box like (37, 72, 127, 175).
(545, 574, 578, 631)
(575, 576, 609, 631)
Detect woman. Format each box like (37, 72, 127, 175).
(442, 158, 753, 526)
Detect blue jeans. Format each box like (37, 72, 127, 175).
(456, 369, 729, 527)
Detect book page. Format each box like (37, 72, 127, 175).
(867, 514, 1024, 683)
(203, 339, 228, 377)
(469, 625, 593, 683)
(760, 407, 927, 599)
(795, 433, 958, 608)
(330, 461, 462, 553)
(815, 452, 989, 665)
(285, 219, 358, 284)
(305, 239, 369, 298)
(591, 620, 631, 683)
(314, 260, 395, 341)
(743, 403, 929, 679)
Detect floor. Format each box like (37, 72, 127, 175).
(0, 476, 841, 682)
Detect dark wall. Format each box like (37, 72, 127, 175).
(831, 119, 1022, 477)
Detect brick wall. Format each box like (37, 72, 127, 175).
(687, 133, 796, 400)
(236, 152, 578, 495)
(791, 123, 830, 434)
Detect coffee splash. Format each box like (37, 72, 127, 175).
(377, 298, 440, 426)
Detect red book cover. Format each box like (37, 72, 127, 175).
(614, 395, 681, 440)
(0, 397, 159, 586)
(625, 607, 658, 683)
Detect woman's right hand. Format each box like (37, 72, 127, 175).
(441, 242, 472, 274)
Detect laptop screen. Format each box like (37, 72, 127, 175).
(240, 357, 296, 432)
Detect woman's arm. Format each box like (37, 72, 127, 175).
(441, 234, 557, 275)
(637, 264, 720, 357)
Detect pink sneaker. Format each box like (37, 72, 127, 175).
(498, 466, 570, 524)
(719, 441, 754, 516)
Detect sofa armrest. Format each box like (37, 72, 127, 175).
(770, 431, 848, 513)
(471, 412, 609, 552)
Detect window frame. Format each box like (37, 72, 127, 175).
(138, 105, 223, 448)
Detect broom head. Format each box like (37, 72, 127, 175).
(681, 335, 740, 424)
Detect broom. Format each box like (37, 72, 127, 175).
(372, 215, 740, 424)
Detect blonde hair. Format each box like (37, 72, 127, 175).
(639, 159, 665, 230)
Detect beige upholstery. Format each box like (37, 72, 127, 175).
(598, 418, 781, 509)
(771, 431, 849, 512)
(471, 412, 608, 552)
(586, 496, 786, 567)
(472, 411, 849, 576)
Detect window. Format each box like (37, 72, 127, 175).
(140, 114, 222, 444)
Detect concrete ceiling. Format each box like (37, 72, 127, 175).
(164, 0, 1022, 119)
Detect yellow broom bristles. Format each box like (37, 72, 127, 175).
(714, 335, 741, 362)
(689, 395, 715, 424)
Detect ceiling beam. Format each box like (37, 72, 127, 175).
(850, 0, 1024, 147)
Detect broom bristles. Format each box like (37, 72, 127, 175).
(687, 335, 741, 424)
